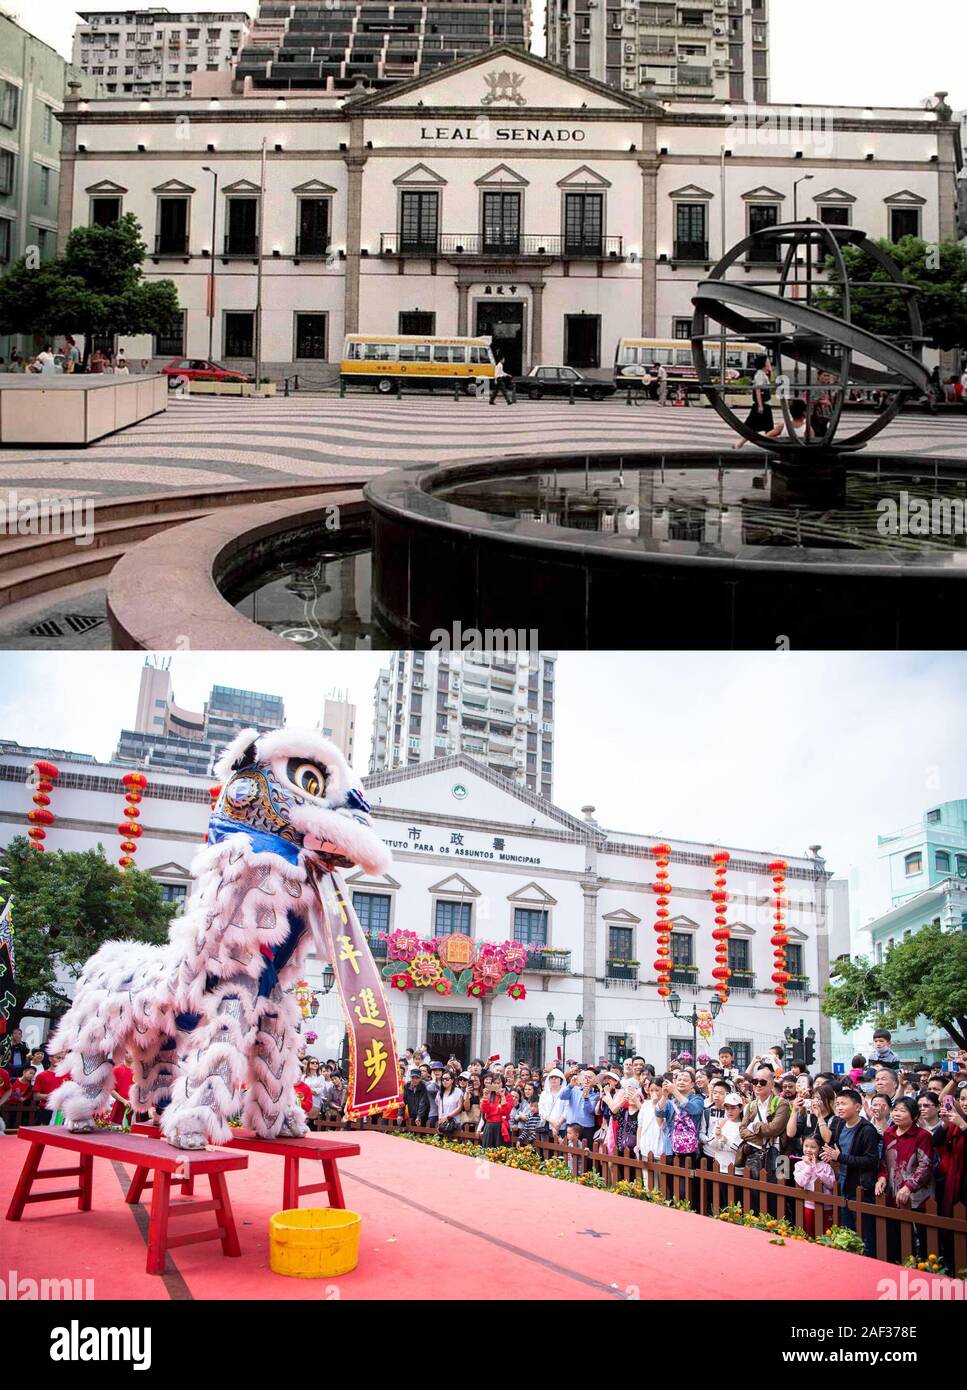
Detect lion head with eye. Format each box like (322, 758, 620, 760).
(211, 726, 390, 876)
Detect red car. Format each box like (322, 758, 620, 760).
(161, 357, 251, 388)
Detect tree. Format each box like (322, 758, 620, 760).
(0, 214, 181, 362)
(815, 237, 967, 355)
(822, 924, 967, 1050)
(0, 837, 171, 1033)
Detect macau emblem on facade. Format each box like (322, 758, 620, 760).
(481, 70, 527, 107)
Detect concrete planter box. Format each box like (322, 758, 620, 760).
(0, 374, 167, 446)
(188, 380, 277, 397)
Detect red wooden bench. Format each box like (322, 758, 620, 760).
(130, 1123, 359, 1210)
(6, 1126, 248, 1276)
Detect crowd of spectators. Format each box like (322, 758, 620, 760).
(3, 1022, 966, 1264)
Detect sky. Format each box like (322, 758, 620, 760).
(7, 0, 967, 111)
(1, 650, 965, 938)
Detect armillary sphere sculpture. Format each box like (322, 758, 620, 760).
(690, 221, 932, 457)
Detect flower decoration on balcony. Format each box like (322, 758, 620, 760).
(384, 928, 422, 963)
(472, 954, 505, 990)
(697, 1052, 711, 1065)
(305, 1030, 318, 1045)
(382, 934, 531, 998)
(408, 951, 444, 988)
(674, 1050, 693, 1064)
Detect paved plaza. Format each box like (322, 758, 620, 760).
(2, 396, 967, 503)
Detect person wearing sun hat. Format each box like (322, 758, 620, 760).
(539, 1067, 568, 1141)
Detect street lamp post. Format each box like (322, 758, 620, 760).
(201, 165, 218, 360)
(666, 991, 722, 1065)
(792, 174, 814, 295)
(546, 1011, 584, 1067)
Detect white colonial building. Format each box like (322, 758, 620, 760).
(0, 737, 847, 1071)
(54, 45, 961, 376)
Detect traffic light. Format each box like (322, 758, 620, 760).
(803, 1030, 816, 1067)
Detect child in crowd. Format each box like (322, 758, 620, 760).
(565, 1121, 585, 1177)
(518, 1097, 542, 1147)
(793, 1133, 837, 1239)
(869, 1030, 901, 1071)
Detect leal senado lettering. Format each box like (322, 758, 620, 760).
(421, 127, 586, 142)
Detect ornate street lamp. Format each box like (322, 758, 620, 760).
(546, 1011, 584, 1066)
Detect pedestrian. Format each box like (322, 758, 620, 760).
(538, 1067, 568, 1142)
(655, 360, 669, 406)
(733, 354, 774, 447)
(489, 354, 514, 406)
(479, 1074, 514, 1148)
(403, 1067, 430, 1127)
(822, 1086, 881, 1256)
(875, 1095, 935, 1262)
(63, 336, 80, 373)
(115, 353, 130, 375)
(738, 1066, 791, 1180)
(436, 1068, 465, 1136)
(793, 1133, 837, 1239)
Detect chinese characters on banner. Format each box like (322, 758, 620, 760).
(309, 863, 402, 1118)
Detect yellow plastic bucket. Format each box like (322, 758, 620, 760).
(269, 1207, 361, 1279)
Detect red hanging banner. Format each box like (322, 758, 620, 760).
(307, 862, 402, 1119)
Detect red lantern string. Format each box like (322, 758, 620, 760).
(710, 850, 731, 1005)
(768, 858, 789, 1009)
(25, 760, 59, 853)
(651, 842, 673, 998)
(118, 772, 149, 871)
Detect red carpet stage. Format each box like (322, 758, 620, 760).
(0, 1130, 928, 1301)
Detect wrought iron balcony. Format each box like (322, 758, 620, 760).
(294, 234, 331, 258)
(673, 239, 710, 263)
(378, 232, 624, 260)
(606, 960, 639, 981)
(525, 947, 571, 974)
(787, 974, 810, 996)
(669, 965, 699, 985)
(154, 233, 189, 256)
(365, 934, 388, 961)
(728, 969, 756, 992)
(223, 233, 259, 258)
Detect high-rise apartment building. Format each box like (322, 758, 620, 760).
(235, 0, 529, 92)
(0, 11, 96, 359)
(72, 8, 253, 99)
(369, 650, 556, 799)
(545, 0, 769, 104)
(321, 691, 357, 764)
(118, 661, 285, 774)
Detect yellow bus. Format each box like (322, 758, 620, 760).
(614, 337, 767, 392)
(341, 334, 496, 394)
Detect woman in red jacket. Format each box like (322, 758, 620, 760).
(480, 1074, 515, 1149)
(875, 1096, 935, 1263)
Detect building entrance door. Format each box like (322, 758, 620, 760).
(564, 313, 601, 369)
(426, 1009, 473, 1067)
(475, 300, 525, 376)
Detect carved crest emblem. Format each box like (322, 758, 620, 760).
(481, 70, 527, 107)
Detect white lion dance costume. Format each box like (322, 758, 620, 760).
(49, 728, 401, 1149)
